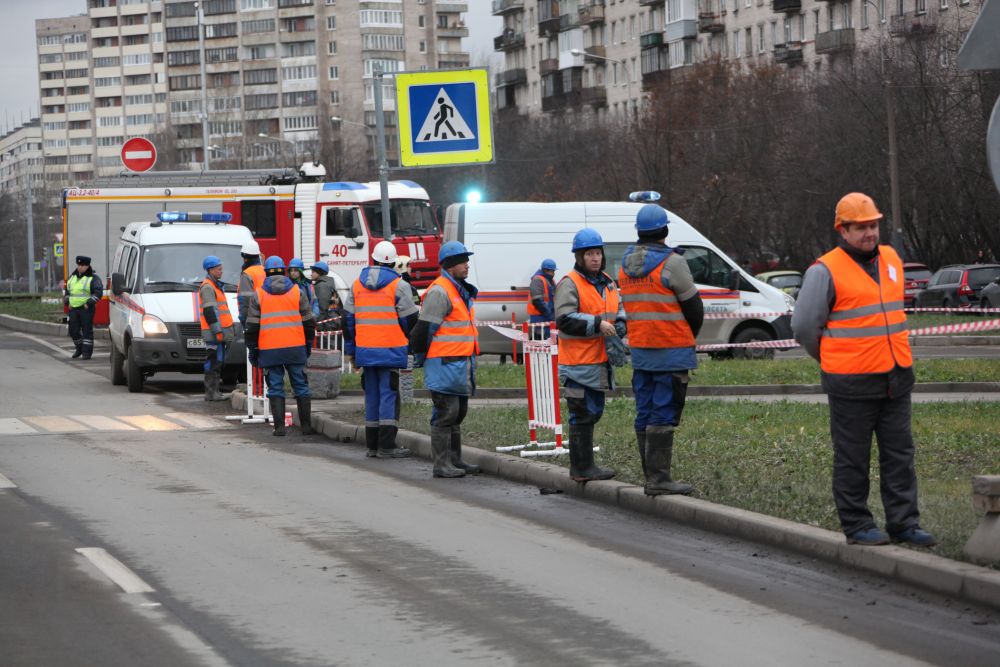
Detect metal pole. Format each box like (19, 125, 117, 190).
(869, 0, 901, 251)
(372, 65, 392, 241)
(26, 171, 36, 294)
(197, 2, 210, 170)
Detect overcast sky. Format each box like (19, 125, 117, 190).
(0, 1, 500, 133)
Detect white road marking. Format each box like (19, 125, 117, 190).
(75, 547, 154, 594)
(0, 418, 37, 435)
(118, 415, 184, 431)
(68, 415, 137, 431)
(0, 472, 16, 489)
(23, 415, 88, 433)
(165, 412, 229, 429)
(11, 333, 71, 357)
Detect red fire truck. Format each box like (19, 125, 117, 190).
(63, 166, 442, 324)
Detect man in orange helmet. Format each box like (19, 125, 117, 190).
(792, 192, 935, 548)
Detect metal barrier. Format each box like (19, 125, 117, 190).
(226, 352, 273, 424)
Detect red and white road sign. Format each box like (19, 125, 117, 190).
(120, 137, 157, 172)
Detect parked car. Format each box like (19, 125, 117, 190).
(979, 279, 1000, 311)
(755, 270, 802, 299)
(914, 264, 1000, 310)
(903, 262, 932, 308)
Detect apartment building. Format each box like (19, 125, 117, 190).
(492, 0, 981, 118)
(35, 0, 469, 180)
(0, 120, 44, 201)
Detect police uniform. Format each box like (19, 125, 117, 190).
(65, 255, 103, 360)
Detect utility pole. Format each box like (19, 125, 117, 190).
(196, 1, 210, 170)
(26, 171, 36, 294)
(372, 65, 392, 241)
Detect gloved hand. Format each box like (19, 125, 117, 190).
(412, 353, 425, 368)
(248, 348, 259, 367)
(88, 295, 99, 305)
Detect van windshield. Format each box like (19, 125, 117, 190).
(140, 244, 244, 293)
(362, 199, 437, 237)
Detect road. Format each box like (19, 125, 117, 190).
(2, 330, 999, 666)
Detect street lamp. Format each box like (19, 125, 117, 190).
(570, 48, 635, 121)
(194, 1, 209, 170)
(257, 133, 296, 166)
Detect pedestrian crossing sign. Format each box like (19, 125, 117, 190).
(396, 68, 493, 168)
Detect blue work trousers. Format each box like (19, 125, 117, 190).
(632, 369, 689, 432)
(362, 367, 400, 427)
(563, 379, 606, 426)
(265, 364, 310, 399)
(204, 342, 227, 374)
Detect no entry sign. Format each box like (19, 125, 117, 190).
(120, 137, 157, 172)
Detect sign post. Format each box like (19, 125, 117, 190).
(395, 69, 493, 168)
(120, 137, 157, 172)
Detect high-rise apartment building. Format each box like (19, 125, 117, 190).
(492, 0, 981, 118)
(34, 0, 469, 181)
(0, 119, 44, 200)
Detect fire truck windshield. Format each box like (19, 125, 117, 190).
(362, 199, 438, 238)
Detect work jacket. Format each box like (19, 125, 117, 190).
(558, 270, 620, 367)
(527, 270, 555, 320)
(421, 270, 478, 395)
(198, 276, 234, 343)
(349, 266, 415, 368)
(245, 275, 315, 367)
(238, 261, 265, 324)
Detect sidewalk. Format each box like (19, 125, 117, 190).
(231, 390, 1000, 614)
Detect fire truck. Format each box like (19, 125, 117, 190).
(63, 165, 443, 324)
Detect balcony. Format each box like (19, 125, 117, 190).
(698, 12, 724, 33)
(436, 2, 469, 12)
(538, 0, 561, 35)
(889, 11, 938, 37)
(542, 92, 565, 113)
(666, 19, 698, 41)
(492, 0, 525, 15)
(773, 41, 804, 65)
(495, 67, 527, 87)
(642, 68, 671, 91)
(539, 57, 559, 76)
(640, 31, 664, 48)
(581, 86, 607, 107)
(639, 0, 665, 5)
(438, 25, 469, 38)
(494, 30, 526, 51)
(579, 3, 606, 25)
(772, 0, 801, 12)
(815, 28, 856, 54)
(559, 13, 581, 31)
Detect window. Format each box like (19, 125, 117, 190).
(360, 10, 403, 27)
(282, 64, 317, 80)
(125, 94, 154, 105)
(364, 59, 404, 76)
(681, 247, 735, 288)
(758, 24, 765, 52)
(328, 40, 337, 55)
(245, 68, 278, 84)
(283, 115, 317, 130)
(363, 34, 405, 51)
(168, 50, 200, 66)
(126, 114, 154, 126)
(733, 30, 740, 58)
(916, 0, 926, 12)
(330, 90, 340, 104)
(282, 17, 315, 32)
(94, 56, 120, 68)
(282, 41, 316, 57)
(419, 40, 427, 54)
(96, 77, 121, 87)
(170, 99, 202, 114)
(282, 90, 317, 106)
(745, 27, 752, 56)
(209, 71, 240, 87)
(245, 43, 276, 59)
(209, 96, 241, 111)
(329, 66, 339, 79)
(418, 15, 426, 27)
(98, 135, 124, 147)
(241, 0, 273, 8)
(205, 23, 238, 38)
(124, 74, 152, 86)
(862, 2, 869, 27)
(98, 116, 122, 127)
(245, 93, 278, 109)
(242, 201, 276, 238)
(242, 18, 275, 34)
(209, 120, 242, 135)
(68, 102, 91, 113)
(207, 47, 238, 63)
(122, 54, 151, 67)
(326, 16, 336, 30)
(325, 207, 358, 237)
(169, 74, 201, 90)
(204, 0, 237, 14)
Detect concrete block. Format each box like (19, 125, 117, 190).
(890, 549, 966, 598)
(307, 368, 341, 399)
(496, 456, 534, 484)
(973, 495, 1000, 513)
(964, 513, 1000, 566)
(650, 495, 700, 525)
(522, 459, 570, 489)
(461, 448, 501, 476)
(616, 486, 655, 514)
(778, 524, 843, 562)
(960, 567, 1000, 612)
(399, 367, 415, 403)
(972, 475, 1000, 496)
(308, 349, 342, 369)
(396, 430, 432, 459)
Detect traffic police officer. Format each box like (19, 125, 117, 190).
(199, 255, 235, 401)
(555, 229, 625, 482)
(618, 205, 703, 495)
(527, 258, 557, 339)
(345, 241, 419, 458)
(245, 257, 316, 437)
(237, 239, 265, 326)
(410, 241, 481, 478)
(64, 255, 103, 360)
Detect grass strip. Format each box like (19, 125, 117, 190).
(0, 294, 65, 322)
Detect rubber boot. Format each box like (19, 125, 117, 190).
(365, 426, 379, 458)
(81, 338, 93, 360)
(71, 339, 83, 359)
(635, 430, 647, 477)
(568, 424, 615, 482)
(296, 396, 315, 435)
(450, 427, 480, 474)
(644, 428, 694, 496)
(204, 372, 227, 401)
(432, 426, 464, 478)
(377, 425, 411, 458)
(270, 397, 286, 436)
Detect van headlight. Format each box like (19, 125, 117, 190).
(783, 293, 795, 309)
(142, 314, 169, 335)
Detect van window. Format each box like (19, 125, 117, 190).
(124, 246, 139, 291)
(112, 244, 126, 275)
(242, 200, 276, 238)
(139, 243, 243, 293)
(680, 246, 733, 289)
(325, 207, 358, 236)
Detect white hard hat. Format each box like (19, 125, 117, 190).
(394, 255, 412, 273)
(241, 239, 261, 255)
(371, 240, 398, 265)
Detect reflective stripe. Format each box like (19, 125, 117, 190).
(620, 292, 678, 304)
(353, 277, 408, 351)
(355, 305, 397, 313)
(625, 312, 686, 322)
(558, 270, 620, 366)
(828, 300, 904, 321)
(260, 321, 305, 331)
(432, 334, 477, 342)
(261, 309, 301, 319)
(199, 279, 233, 334)
(259, 285, 305, 350)
(427, 275, 478, 358)
(823, 321, 908, 338)
(67, 275, 93, 308)
(439, 320, 472, 328)
(618, 258, 695, 349)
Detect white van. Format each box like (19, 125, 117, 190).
(443, 201, 795, 358)
(108, 212, 253, 392)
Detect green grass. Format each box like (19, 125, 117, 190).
(343, 398, 994, 564)
(0, 294, 65, 322)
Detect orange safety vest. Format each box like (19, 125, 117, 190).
(199, 278, 233, 335)
(618, 259, 695, 349)
(426, 276, 478, 358)
(526, 274, 551, 317)
(558, 270, 621, 366)
(818, 245, 912, 375)
(258, 284, 306, 351)
(244, 264, 265, 292)
(352, 277, 407, 349)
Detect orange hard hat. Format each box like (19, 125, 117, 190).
(834, 192, 883, 229)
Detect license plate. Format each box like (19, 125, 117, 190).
(187, 338, 206, 348)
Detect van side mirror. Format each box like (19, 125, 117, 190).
(728, 269, 742, 291)
(346, 224, 364, 248)
(111, 272, 126, 296)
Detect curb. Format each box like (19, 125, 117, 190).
(232, 390, 1000, 612)
(0, 313, 110, 340)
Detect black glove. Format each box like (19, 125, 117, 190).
(248, 348, 259, 367)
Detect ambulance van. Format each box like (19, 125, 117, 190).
(108, 212, 253, 392)
(443, 199, 795, 358)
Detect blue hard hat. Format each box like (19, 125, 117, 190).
(571, 228, 604, 252)
(288, 257, 305, 270)
(202, 255, 222, 271)
(635, 204, 670, 233)
(541, 258, 557, 271)
(264, 256, 286, 273)
(310, 261, 329, 274)
(438, 241, 473, 264)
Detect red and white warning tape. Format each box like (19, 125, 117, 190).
(906, 307, 1000, 314)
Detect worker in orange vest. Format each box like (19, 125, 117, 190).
(245, 256, 316, 437)
(527, 258, 557, 340)
(792, 192, 935, 547)
(618, 205, 703, 495)
(238, 239, 265, 326)
(344, 241, 419, 458)
(410, 241, 481, 478)
(555, 228, 626, 482)
(199, 255, 236, 401)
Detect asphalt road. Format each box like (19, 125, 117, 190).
(2, 330, 999, 666)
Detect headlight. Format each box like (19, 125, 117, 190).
(142, 314, 169, 335)
(783, 293, 795, 309)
